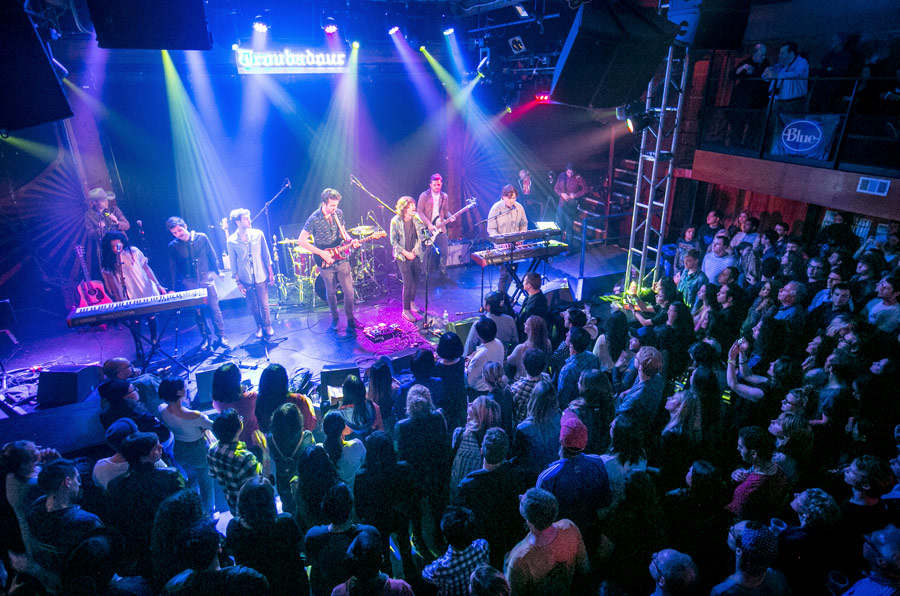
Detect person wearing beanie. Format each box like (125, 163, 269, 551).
(98, 379, 172, 447)
(711, 520, 789, 595)
(91, 417, 138, 490)
(536, 410, 611, 554)
(505, 488, 588, 596)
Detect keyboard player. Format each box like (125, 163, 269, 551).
(486, 184, 527, 294)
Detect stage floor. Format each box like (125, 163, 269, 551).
(0, 245, 627, 396)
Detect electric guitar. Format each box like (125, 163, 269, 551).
(74, 245, 113, 308)
(432, 198, 478, 237)
(312, 231, 386, 268)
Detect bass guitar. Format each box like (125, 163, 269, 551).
(312, 231, 386, 268)
(432, 198, 478, 237)
(74, 245, 113, 308)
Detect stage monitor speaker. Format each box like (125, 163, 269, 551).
(445, 241, 473, 268)
(36, 365, 102, 408)
(551, 1, 679, 109)
(319, 363, 360, 402)
(0, 5, 73, 132)
(86, 0, 212, 50)
(667, 0, 750, 50)
(447, 317, 480, 343)
(192, 368, 216, 410)
(386, 348, 418, 374)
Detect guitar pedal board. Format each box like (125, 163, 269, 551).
(362, 322, 402, 343)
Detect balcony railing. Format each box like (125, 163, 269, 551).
(697, 64, 900, 177)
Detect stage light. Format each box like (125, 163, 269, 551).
(352, 41, 360, 49)
(252, 15, 269, 33)
(508, 36, 526, 54)
(514, 4, 530, 18)
(535, 93, 550, 103)
(324, 24, 338, 34)
(626, 111, 655, 133)
(476, 55, 489, 75)
(419, 45, 425, 52)
(231, 43, 239, 51)
(505, 105, 512, 113)
(322, 15, 338, 34)
(389, 26, 400, 35)
(443, 27, 454, 36)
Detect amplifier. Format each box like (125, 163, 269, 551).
(445, 241, 473, 267)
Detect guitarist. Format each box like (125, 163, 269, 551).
(553, 162, 587, 247)
(416, 173, 454, 278)
(298, 188, 359, 330)
(390, 196, 428, 323)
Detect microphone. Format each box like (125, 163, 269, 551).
(190, 231, 196, 243)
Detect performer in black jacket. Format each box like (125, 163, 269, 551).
(166, 216, 229, 349)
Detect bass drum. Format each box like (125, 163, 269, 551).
(314, 271, 344, 303)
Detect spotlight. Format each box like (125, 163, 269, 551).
(231, 43, 239, 51)
(322, 16, 338, 34)
(252, 15, 269, 33)
(505, 105, 512, 113)
(443, 27, 454, 36)
(626, 111, 655, 134)
(535, 93, 550, 103)
(389, 26, 400, 35)
(476, 55, 489, 74)
(514, 4, 530, 18)
(324, 24, 338, 34)
(508, 36, 526, 54)
(352, 41, 360, 49)
(419, 45, 425, 52)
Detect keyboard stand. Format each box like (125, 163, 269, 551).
(127, 313, 191, 374)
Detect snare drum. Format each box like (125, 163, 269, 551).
(291, 247, 314, 279)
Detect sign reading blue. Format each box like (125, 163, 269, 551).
(769, 114, 840, 161)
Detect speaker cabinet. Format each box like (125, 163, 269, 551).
(551, 1, 679, 109)
(0, 4, 73, 132)
(668, 0, 750, 50)
(86, 0, 212, 50)
(319, 363, 360, 403)
(192, 368, 217, 410)
(36, 365, 102, 408)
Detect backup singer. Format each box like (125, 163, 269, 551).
(100, 230, 165, 364)
(226, 208, 275, 339)
(390, 196, 428, 323)
(166, 216, 229, 350)
(487, 184, 527, 294)
(85, 187, 130, 240)
(298, 188, 358, 329)
(416, 173, 454, 277)
(554, 162, 587, 245)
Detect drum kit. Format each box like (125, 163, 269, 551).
(276, 223, 385, 304)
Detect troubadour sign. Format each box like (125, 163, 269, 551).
(235, 48, 348, 74)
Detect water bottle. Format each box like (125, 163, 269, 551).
(442, 310, 449, 328)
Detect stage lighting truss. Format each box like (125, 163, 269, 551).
(508, 35, 526, 54)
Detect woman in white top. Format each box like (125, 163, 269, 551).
(157, 377, 214, 514)
(100, 230, 166, 363)
(599, 415, 648, 516)
(321, 410, 366, 494)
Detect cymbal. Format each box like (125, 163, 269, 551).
(292, 246, 313, 255)
(349, 225, 376, 236)
(277, 239, 298, 245)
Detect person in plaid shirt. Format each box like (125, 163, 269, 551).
(207, 408, 264, 512)
(510, 349, 549, 427)
(422, 506, 490, 596)
(556, 327, 599, 409)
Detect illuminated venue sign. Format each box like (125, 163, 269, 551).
(235, 48, 348, 74)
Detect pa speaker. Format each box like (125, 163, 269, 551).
(667, 0, 750, 50)
(0, 5, 73, 132)
(551, 1, 679, 109)
(86, 0, 212, 50)
(36, 365, 102, 408)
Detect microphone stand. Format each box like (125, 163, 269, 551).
(352, 176, 397, 300)
(252, 178, 291, 284)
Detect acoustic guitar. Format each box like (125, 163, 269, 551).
(74, 245, 113, 308)
(312, 231, 387, 268)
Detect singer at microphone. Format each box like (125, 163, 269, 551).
(486, 184, 527, 295)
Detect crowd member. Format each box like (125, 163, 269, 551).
(91, 418, 139, 490)
(861, 273, 900, 335)
(355, 432, 416, 579)
(322, 410, 366, 494)
(336, 374, 383, 440)
(395, 385, 451, 560)
(150, 489, 206, 590)
(211, 362, 259, 444)
(157, 377, 214, 514)
(711, 521, 789, 595)
(435, 332, 468, 431)
(98, 379, 172, 447)
(648, 548, 700, 596)
(396, 348, 445, 422)
(267, 403, 314, 516)
(674, 248, 708, 308)
(776, 488, 841, 592)
(207, 408, 265, 514)
(465, 318, 505, 396)
(255, 363, 317, 434)
(450, 396, 502, 492)
(727, 426, 789, 523)
(332, 529, 415, 596)
(513, 380, 562, 479)
(838, 455, 897, 577)
(697, 210, 725, 252)
(516, 273, 548, 342)
(567, 369, 615, 455)
(509, 349, 548, 427)
(291, 444, 338, 534)
(673, 226, 701, 274)
(455, 428, 525, 570)
(106, 432, 185, 577)
(469, 565, 510, 596)
(556, 327, 599, 408)
(655, 390, 703, 492)
(504, 488, 589, 596)
(615, 346, 665, 443)
(483, 362, 514, 437)
(591, 310, 629, 374)
(844, 524, 900, 595)
(225, 477, 308, 596)
(537, 411, 611, 553)
(548, 307, 589, 374)
(367, 359, 399, 430)
(464, 292, 518, 356)
(702, 234, 737, 284)
(304, 483, 377, 596)
(422, 506, 490, 596)
(508, 315, 552, 381)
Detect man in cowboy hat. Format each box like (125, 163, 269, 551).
(85, 187, 130, 241)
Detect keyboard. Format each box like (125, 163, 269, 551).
(471, 241, 568, 267)
(67, 289, 208, 327)
(487, 228, 562, 245)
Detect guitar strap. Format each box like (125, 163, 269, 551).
(334, 213, 349, 242)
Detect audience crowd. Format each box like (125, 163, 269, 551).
(2, 206, 900, 596)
